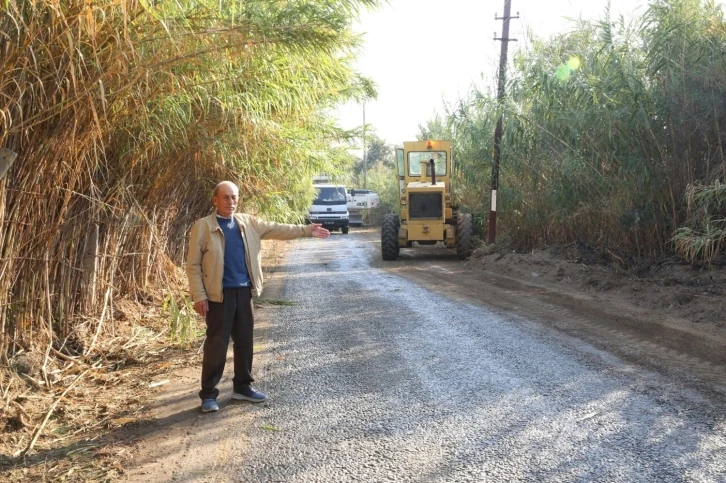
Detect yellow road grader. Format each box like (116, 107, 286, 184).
(381, 140, 474, 260)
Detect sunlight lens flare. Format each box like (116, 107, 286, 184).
(567, 56, 581, 70)
(556, 56, 582, 81)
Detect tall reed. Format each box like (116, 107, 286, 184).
(0, 0, 379, 360)
(426, 0, 726, 262)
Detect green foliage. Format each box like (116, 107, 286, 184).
(426, 0, 726, 261)
(366, 162, 400, 221)
(164, 293, 202, 346)
(350, 135, 400, 222)
(114, 0, 382, 221)
(353, 135, 394, 179)
(673, 182, 726, 264)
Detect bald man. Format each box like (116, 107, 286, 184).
(186, 181, 330, 413)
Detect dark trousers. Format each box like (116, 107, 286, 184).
(199, 287, 255, 400)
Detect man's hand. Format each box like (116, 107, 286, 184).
(311, 223, 330, 238)
(194, 299, 209, 317)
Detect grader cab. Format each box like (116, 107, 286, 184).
(381, 140, 474, 260)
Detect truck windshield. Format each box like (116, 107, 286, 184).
(313, 186, 347, 204)
(408, 151, 447, 177)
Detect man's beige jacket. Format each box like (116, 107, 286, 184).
(186, 213, 313, 302)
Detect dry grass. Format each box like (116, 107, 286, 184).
(0, 238, 286, 481)
(673, 182, 726, 265)
(0, 287, 205, 482)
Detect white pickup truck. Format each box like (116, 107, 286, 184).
(346, 189, 380, 227)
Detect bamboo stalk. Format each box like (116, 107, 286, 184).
(41, 254, 54, 387)
(1, 376, 11, 403)
(84, 287, 110, 357)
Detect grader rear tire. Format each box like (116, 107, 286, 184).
(455, 213, 474, 260)
(381, 214, 400, 261)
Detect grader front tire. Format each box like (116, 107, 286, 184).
(455, 213, 474, 260)
(381, 214, 400, 261)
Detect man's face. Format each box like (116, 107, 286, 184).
(212, 183, 239, 217)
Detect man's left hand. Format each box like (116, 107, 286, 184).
(311, 224, 330, 238)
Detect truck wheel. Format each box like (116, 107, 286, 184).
(455, 213, 474, 260)
(381, 214, 400, 260)
(342, 226, 349, 234)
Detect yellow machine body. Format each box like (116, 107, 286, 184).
(381, 140, 473, 260)
(397, 140, 454, 246)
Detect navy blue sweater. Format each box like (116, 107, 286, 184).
(217, 216, 251, 288)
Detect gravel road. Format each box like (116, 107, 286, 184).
(199, 231, 725, 482)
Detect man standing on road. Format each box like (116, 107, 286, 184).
(186, 181, 330, 413)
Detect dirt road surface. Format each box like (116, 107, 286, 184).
(126, 228, 726, 482)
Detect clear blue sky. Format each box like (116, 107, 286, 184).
(334, 0, 668, 146)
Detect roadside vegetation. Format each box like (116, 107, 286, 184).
(1, 0, 724, 478)
(348, 135, 400, 224)
(428, 0, 726, 266)
(0, 0, 378, 476)
(353, 0, 725, 267)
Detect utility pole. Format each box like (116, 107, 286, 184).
(488, 0, 518, 245)
(362, 103, 367, 189)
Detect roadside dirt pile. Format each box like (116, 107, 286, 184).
(471, 242, 725, 329)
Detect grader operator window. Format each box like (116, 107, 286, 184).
(408, 151, 447, 177)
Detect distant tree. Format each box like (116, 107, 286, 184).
(417, 113, 448, 141)
(353, 135, 394, 184)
